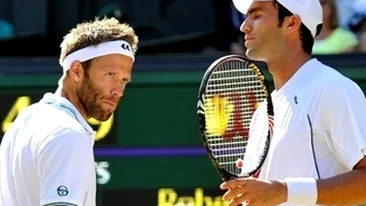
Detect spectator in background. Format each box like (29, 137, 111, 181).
(349, 0, 366, 52)
(97, 4, 129, 23)
(229, 1, 246, 55)
(336, 0, 357, 28)
(0, 19, 14, 40)
(202, 0, 246, 55)
(313, 0, 359, 54)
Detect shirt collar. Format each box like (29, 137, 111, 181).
(39, 92, 96, 137)
(272, 58, 319, 97)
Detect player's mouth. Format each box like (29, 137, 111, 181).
(244, 37, 255, 48)
(245, 36, 255, 42)
(102, 100, 117, 108)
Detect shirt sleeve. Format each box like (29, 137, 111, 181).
(323, 77, 366, 170)
(37, 127, 94, 206)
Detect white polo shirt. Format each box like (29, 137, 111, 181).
(258, 59, 366, 206)
(0, 93, 96, 206)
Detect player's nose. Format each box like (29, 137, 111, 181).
(111, 84, 125, 98)
(240, 19, 252, 34)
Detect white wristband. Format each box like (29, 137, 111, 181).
(285, 177, 318, 204)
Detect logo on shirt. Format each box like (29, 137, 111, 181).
(57, 185, 69, 197)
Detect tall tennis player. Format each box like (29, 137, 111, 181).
(0, 17, 138, 206)
(220, 0, 366, 205)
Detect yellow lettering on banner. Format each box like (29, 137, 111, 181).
(2, 96, 31, 132)
(158, 188, 227, 206)
(213, 197, 225, 206)
(195, 188, 203, 206)
(158, 188, 178, 206)
(177, 196, 194, 205)
(87, 114, 114, 141)
(203, 198, 212, 206)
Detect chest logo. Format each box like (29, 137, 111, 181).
(57, 185, 69, 196)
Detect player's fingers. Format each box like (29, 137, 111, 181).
(228, 194, 251, 206)
(222, 186, 248, 202)
(222, 189, 239, 201)
(220, 181, 230, 190)
(220, 178, 248, 190)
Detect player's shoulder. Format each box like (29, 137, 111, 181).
(312, 60, 365, 103)
(28, 102, 91, 141)
(44, 123, 91, 145)
(35, 107, 93, 153)
(36, 122, 94, 163)
(314, 60, 361, 92)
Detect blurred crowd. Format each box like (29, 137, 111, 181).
(227, 0, 366, 55)
(0, 0, 366, 55)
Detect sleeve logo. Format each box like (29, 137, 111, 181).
(57, 185, 69, 197)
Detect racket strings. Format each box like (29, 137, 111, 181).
(204, 59, 269, 176)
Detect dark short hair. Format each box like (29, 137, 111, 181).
(273, 0, 318, 55)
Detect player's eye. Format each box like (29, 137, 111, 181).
(252, 13, 261, 19)
(121, 78, 129, 85)
(105, 72, 115, 78)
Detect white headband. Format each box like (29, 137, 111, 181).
(62, 40, 135, 73)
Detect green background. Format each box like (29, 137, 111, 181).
(1, 67, 366, 147)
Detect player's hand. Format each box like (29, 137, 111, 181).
(220, 177, 287, 206)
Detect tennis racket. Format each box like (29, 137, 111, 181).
(197, 54, 274, 181)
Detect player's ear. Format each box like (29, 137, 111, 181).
(68, 61, 84, 82)
(283, 15, 302, 36)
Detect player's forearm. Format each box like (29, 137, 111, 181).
(316, 168, 366, 205)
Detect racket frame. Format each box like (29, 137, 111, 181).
(197, 54, 274, 181)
